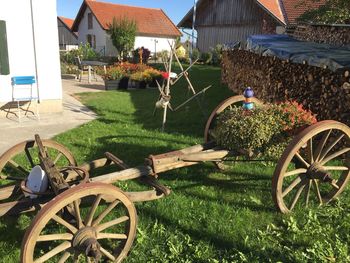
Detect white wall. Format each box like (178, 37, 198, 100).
(0, 0, 62, 103)
(134, 36, 175, 54)
(77, 7, 106, 55)
(105, 35, 176, 56)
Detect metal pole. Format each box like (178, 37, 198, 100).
(30, 0, 40, 102)
(190, 0, 197, 64)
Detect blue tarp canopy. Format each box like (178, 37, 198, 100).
(246, 35, 350, 72)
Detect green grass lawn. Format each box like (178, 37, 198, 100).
(1, 65, 350, 262)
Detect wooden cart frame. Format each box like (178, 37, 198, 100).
(0, 95, 349, 262)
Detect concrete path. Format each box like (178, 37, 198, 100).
(0, 78, 105, 155)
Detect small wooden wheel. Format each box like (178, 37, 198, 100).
(204, 95, 262, 142)
(272, 120, 350, 213)
(0, 139, 76, 201)
(21, 182, 137, 263)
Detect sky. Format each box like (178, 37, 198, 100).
(56, 0, 194, 25)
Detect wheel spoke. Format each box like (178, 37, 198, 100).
(313, 180, 323, 205)
(96, 216, 129, 232)
(52, 215, 78, 234)
(320, 147, 350, 166)
(290, 182, 306, 210)
(53, 153, 63, 165)
(25, 148, 35, 168)
(295, 152, 310, 168)
(58, 251, 71, 263)
(284, 168, 307, 178)
(319, 133, 345, 162)
(282, 176, 303, 197)
(92, 199, 120, 227)
(307, 138, 314, 163)
(85, 194, 102, 226)
(34, 241, 71, 263)
(305, 181, 312, 207)
(37, 233, 73, 242)
(100, 246, 116, 261)
(74, 200, 84, 229)
(97, 233, 128, 239)
(314, 129, 332, 161)
(8, 160, 29, 177)
(323, 166, 349, 171)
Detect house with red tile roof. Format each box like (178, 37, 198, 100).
(72, 0, 182, 56)
(57, 16, 78, 50)
(178, 0, 326, 52)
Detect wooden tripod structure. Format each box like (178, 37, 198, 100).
(154, 42, 212, 131)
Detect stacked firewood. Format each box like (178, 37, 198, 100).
(221, 50, 350, 126)
(293, 25, 350, 47)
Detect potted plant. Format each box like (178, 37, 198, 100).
(100, 66, 126, 90)
(129, 71, 151, 89)
(143, 68, 162, 88)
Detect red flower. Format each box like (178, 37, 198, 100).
(161, 72, 170, 79)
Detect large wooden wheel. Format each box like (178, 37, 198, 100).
(21, 182, 137, 263)
(0, 139, 77, 201)
(272, 120, 350, 213)
(204, 95, 262, 142)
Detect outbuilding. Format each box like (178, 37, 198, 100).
(178, 0, 326, 52)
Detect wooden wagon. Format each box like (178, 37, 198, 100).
(0, 95, 349, 262)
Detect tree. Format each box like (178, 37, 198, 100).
(297, 0, 350, 24)
(107, 17, 137, 61)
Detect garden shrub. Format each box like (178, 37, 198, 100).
(191, 48, 200, 62)
(210, 44, 223, 65)
(214, 101, 317, 160)
(132, 47, 151, 64)
(200, 52, 213, 64)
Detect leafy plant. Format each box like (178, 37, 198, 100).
(201, 52, 213, 64)
(60, 43, 99, 64)
(214, 101, 317, 160)
(132, 47, 151, 64)
(210, 44, 223, 66)
(297, 0, 350, 24)
(100, 66, 126, 81)
(107, 16, 137, 61)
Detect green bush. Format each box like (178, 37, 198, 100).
(210, 44, 223, 65)
(60, 62, 79, 75)
(213, 102, 317, 160)
(200, 52, 213, 64)
(191, 48, 200, 62)
(60, 43, 99, 64)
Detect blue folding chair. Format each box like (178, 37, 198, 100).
(10, 76, 40, 121)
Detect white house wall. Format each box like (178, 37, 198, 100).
(0, 0, 62, 107)
(134, 36, 175, 54)
(104, 35, 175, 56)
(77, 7, 106, 55)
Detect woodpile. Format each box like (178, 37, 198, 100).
(221, 50, 350, 126)
(293, 24, 350, 47)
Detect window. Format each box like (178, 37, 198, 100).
(88, 13, 93, 29)
(0, 20, 10, 75)
(86, 34, 96, 49)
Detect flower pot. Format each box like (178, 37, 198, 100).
(118, 77, 129, 90)
(104, 79, 121, 90)
(149, 77, 163, 88)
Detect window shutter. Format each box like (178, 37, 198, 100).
(0, 20, 10, 75)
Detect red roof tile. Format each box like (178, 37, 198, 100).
(257, 0, 285, 24)
(58, 16, 75, 30)
(75, 0, 181, 38)
(281, 0, 327, 24)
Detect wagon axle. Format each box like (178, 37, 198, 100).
(306, 163, 339, 189)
